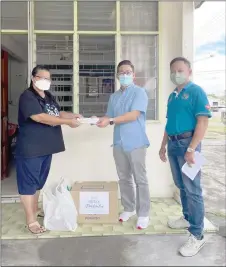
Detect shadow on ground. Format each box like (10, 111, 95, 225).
(2, 234, 226, 266)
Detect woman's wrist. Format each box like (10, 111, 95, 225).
(62, 118, 73, 126)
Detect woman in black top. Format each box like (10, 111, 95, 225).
(16, 65, 81, 234)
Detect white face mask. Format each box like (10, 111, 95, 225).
(34, 79, 51, 91)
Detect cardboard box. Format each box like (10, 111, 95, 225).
(71, 181, 119, 224)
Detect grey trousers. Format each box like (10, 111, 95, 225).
(113, 146, 150, 217)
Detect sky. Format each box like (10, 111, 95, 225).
(193, 1, 225, 96)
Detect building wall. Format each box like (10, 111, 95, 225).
(44, 2, 194, 198)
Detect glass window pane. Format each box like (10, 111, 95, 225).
(36, 35, 74, 112)
(78, 2, 116, 31)
(34, 2, 73, 31)
(120, 1, 158, 31)
(121, 35, 158, 120)
(79, 35, 115, 117)
(1, 1, 27, 30)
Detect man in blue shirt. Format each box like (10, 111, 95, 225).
(159, 57, 211, 257)
(96, 60, 150, 229)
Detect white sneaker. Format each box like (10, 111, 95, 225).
(168, 216, 190, 229)
(119, 211, 136, 222)
(136, 217, 150, 229)
(179, 234, 206, 257)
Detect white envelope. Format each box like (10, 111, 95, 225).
(181, 151, 205, 180)
(78, 117, 99, 124)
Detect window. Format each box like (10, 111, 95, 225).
(34, 2, 74, 31)
(79, 35, 115, 117)
(1, 1, 28, 30)
(120, 1, 158, 31)
(36, 35, 74, 112)
(2, 1, 159, 118)
(121, 35, 158, 120)
(120, 1, 159, 120)
(78, 2, 116, 31)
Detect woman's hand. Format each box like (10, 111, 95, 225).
(68, 119, 81, 128)
(73, 113, 83, 119)
(60, 111, 83, 119)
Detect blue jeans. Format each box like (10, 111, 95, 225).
(167, 136, 204, 239)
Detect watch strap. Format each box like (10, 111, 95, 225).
(187, 147, 195, 152)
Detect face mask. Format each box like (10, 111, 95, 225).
(34, 79, 51, 91)
(119, 74, 133, 86)
(170, 72, 187, 86)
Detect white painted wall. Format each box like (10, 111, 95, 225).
(44, 2, 195, 198)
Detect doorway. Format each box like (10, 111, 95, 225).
(1, 50, 9, 180)
(1, 34, 28, 197)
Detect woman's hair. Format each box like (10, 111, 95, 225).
(29, 65, 50, 89)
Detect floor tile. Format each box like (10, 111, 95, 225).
(1, 199, 217, 240)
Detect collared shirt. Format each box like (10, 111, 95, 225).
(106, 84, 150, 152)
(165, 81, 212, 136)
(16, 88, 65, 158)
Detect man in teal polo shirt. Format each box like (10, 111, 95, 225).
(159, 57, 211, 257)
(96, 60, 150, 230)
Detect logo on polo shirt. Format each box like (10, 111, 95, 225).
(205, 104, 211, 110)
(182, 93, 189, 100)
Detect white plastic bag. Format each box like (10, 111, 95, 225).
(43, 179, 77, 231)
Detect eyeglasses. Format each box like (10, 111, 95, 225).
(117, 71, 133, 76)
(35, 75, 51, 81)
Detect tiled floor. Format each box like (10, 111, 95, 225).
(1, 199, 216, 240)
(1, 162, 18, 197)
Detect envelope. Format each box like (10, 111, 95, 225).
(181, 151, 205, 180)
(78, 117, 99, 124)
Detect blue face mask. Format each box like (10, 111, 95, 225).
(119, 74, 133, 86)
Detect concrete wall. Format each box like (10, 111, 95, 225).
(44, 2, 195, 198)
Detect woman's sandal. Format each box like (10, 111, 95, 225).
(27, 221, 46, 234)
(37, 211, 44, 218)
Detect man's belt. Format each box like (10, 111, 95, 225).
(168, 131, 194, 141)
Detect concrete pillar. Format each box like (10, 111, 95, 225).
(182, 2, 195, 65)
(173, 2, 195, 204)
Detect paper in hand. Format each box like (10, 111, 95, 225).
(77, 117, 99, 125)
(181, 151, 205, 180)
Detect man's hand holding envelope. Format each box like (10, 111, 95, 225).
(77, 116, 100, 125)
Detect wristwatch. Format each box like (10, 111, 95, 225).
(109, 118, 114, 125)
(187, 147, 195, 153)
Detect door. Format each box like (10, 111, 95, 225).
(1, 50, 9, 179)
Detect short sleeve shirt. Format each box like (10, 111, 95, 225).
(15, 88, 65, 158)
(165, 82, 212, 135)
(106, 84, 150, 152)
